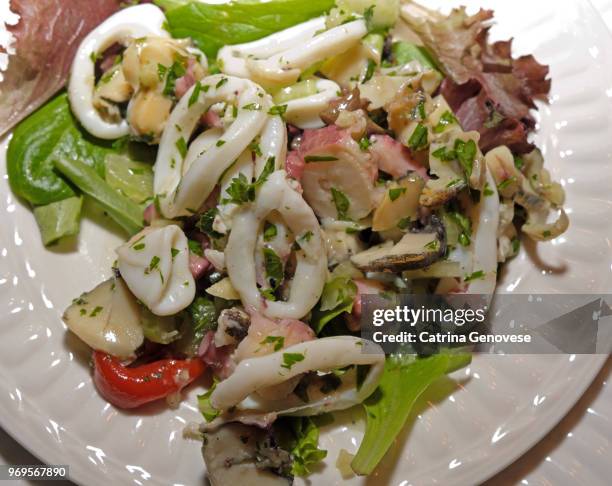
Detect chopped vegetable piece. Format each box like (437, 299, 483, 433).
(33, 196, 83, 246)
(53, 158, 144, 235)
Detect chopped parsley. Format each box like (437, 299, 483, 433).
(282, 352, 305, 370)
(176, 137, 188, 158)
(432, 146, 457, 162)
(512, 237, 521, 254)
(397, 217, 411, 230)
(299, 231, 314, 245)
(222, 157, 275, 205)
(497, 177, 518, 191)
(242, 102, 262, 111)
(448, 211, 472, 247)
(304, 155, 338, 162)
(197, 379, 220, 422)
(412, 99, 426, 121)
(188, 239, 203, 256)
(196, 208, 223, 239)
(260, 335, 285, 352)
(464, 270, 486, 282)
(249, 141, 262, 157)
(162, 59, 187, 98)
(263, 247, 284, 290)
(362, 59, 377, 83)
(359, 137, 373, 151)
(434, 111, 458, 133)
(171, 248, 180, 259)
(363, 4, 375, 30)
(261, 288, 276, 301)
(268, 104, 288, 118)
(223, 173, 254, 205)
(188, 81, 202, 107)
(215, 77, 228, 89)
(263, 222, 278, 242)
(133, 242, 145, 251)
(424, 239, 440, 251)
(543, 230, 552, 238)
(388, 187, 407, 202)
(514, 156, 525, 171)
(446, 179, 463, 188)
(454, 139, 477, 177)
(408, 123, 428, 150)
(89, 306, 103, 317)
(331, 187, 350, 220)
(216, 139, 226, 147)
(483, 182, 495, 197)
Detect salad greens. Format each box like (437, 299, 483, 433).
(351, 352, 472, 475)
(53, 157, 144, 236)
(160, 0, 336, 59)
(32, 196, 83, 246)
(284, 417, 328, 476)
(311, 275, 357, 334)
(390, 41, 440, 71)
(7, 93, 152, 244)
(7, 93, 107, 205)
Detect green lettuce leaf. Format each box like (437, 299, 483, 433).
(287, 417, 328, 476)
(161, 0, 335, 59)
(7, 93, 110, 206)
(311, 275, 357, 334)
(351, 352, 472, 475)
(33, 196, 83, 246)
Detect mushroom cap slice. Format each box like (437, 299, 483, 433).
(202, 423, 291, 486)
(351, 217, 447, 273)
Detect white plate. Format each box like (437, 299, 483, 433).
(1, 0, 611, 485)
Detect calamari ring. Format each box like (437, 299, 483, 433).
(117, 225, 194, 316)
(68, 4, 168, 139)
(210, 336, 385, 414)
(218, 18, 367, 85)
(284, 78, 341, 129)
(154, 74, 273, 218)
(225, 170, 327, 319)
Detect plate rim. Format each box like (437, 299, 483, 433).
(1, 0, 612, 485)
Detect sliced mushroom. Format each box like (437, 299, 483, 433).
(372, 174, 424, 231)
(202, 423, 292, 486)
(214, 308, 250, 347)
(63, 278, 143, 359)
(351, 217, 446, 272)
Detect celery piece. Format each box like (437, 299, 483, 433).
(273, 80, 319, 104)
(33, 196, 83, 246)
(105, 153, 154, 204)
(54, 158, 144, 236)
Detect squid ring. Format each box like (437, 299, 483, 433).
(225, 170, 327, 319)
(68, 4, 168, 139)
(284, 78, 342, 129)
(154, 74, 273, 218)
(117, 225, 195, 316)
(210, 336, 385, 414)
(219, 18, 367, 85)
(218, 17, 327, 79)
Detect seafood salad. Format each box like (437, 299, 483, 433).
(4, 0, 568, 483)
